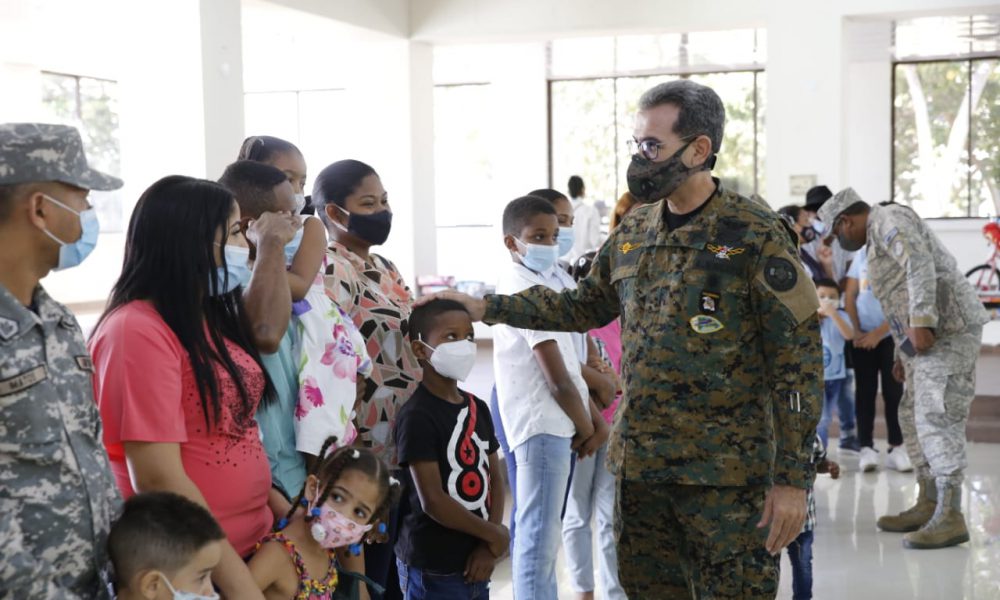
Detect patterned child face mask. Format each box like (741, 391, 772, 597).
(309, 502, 373, 550)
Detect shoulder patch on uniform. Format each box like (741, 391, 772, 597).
(764, 257, 798, 292)
(884, 227, 899, 245)
(0, 317, 17, 340)
(0, 365, 48, 397)
(690, 314, 725, 334)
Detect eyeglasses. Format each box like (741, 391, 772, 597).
(627, 135, 699, 161)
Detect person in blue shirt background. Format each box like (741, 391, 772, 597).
(815, 279, 857, 450)
(844, 248, 912, 473)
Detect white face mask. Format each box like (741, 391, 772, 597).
(419, 337, 477, 381)
(158, 573, 219, 600)
(294, 193, 307, 214)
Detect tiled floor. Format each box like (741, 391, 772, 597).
(466, 344, 1000, 599)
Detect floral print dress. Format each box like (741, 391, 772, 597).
(324, 242, 421, 466)
(294, 259, 373, 456)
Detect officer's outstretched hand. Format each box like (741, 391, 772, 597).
(416, 291, 487, 322)
(757, 485, 807, 555)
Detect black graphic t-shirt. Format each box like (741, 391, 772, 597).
(394, 384, 499, 573)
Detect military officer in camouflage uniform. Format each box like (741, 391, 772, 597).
(0, 123, 123, 598)
(819, 188, 988, 550)
(429, 80, 822, 598)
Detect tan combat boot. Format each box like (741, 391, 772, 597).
(903, 480, 970, 549)
(877, 477, 936, 533)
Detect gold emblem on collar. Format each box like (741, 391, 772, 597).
(621, 242, 638, 255)
(706, 244, 745, 260)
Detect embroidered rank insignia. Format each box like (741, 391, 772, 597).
(690, 314, 725, 334)
(706, 244, 746, 260)
(621, 242, 637, 255)
(76, 356, 94, 372)
(700, 291, 720, 314)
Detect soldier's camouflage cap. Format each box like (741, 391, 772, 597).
(817, 187, 865, 237)
(0, 123, 123, 190)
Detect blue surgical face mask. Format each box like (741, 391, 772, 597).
(514, 238, 560, 273)
(811, 218, 826, 235)
(557, 226, 575, 257)
(158, 573, 219, 600)
(213, 244, 252, 295)
(40, 194, 100, 270)
(283, 227, 304, 265)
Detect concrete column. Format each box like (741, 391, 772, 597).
(200, 0, 246, 179)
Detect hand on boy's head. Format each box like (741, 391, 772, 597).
(413, 291, 486, 322)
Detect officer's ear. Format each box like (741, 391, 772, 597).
(686, 134, 714, 169)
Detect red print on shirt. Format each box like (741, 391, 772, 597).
(446, 397, 491, 518)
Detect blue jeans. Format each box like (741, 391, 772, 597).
(787, 529, 814, 600)
(817, 377, 856, 449)
(489, 386, 517, 548)
(396, 559, 489, 599)
(513, 434, 573, 600)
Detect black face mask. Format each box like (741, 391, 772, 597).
(335, 206, 393, 246)
(837, 232, 865, 252)
(626, 141, 716, 203)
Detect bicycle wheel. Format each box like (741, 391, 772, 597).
(965, 264, 1000, 293)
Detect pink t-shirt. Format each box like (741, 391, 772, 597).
(590, 318, 622, 424)
(89, 300, 272, 556)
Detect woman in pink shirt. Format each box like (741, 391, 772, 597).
(89, 176, 299, 599)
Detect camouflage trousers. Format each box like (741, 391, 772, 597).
(899, 326, 982, 486)
(614, 479, 777, 599)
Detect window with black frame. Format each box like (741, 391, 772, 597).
(892, 15, 1000, 218)
(547, 30, 767, 210)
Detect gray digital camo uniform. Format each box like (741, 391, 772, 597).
(863, 200, 989, 485)
(0, 284, 121, 599)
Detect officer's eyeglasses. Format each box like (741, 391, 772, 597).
(627, 139, 666, 160)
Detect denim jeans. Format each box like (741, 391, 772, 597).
(513, 434, 573, 600)
(817, 377, 856, 449)
(396, 558, 489, 600)
(787, 529, 814, 600)
(561, 443, 626, 599)
(489, 386, 517, 548)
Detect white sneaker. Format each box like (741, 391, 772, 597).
(886, 448, 914, 472)
(859, 447, 879, 472)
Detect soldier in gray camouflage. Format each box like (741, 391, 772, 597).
(427, 80, 822, 598)
(0, 123, 123, 598)
(819, 187, 989, 550)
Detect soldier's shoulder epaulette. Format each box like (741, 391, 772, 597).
(717, 193, 796, 249)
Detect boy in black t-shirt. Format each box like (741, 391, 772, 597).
(394, 299, 509, 599)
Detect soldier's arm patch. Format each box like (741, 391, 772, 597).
(764, 257, 797, 291)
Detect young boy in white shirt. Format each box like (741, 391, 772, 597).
(492, 195, 609, 599)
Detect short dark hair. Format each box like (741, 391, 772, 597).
(312, 160, 379, 226)
(778, 205, 803, 222)
(407, 298, 470, 343)
(814, 278, 841, 294)
(218, 160, 289, 219)
(0, 184, 27, 221)
(502, 195, 556, 237)
(638, 80, 726, 153)
(237, 135, 301, 164)
(527, 188, 569, 206)
(567, 176, 584, 198)
(108, 492, 225, 586)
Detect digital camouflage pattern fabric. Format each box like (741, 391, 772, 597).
(0, 284, 121, 599)
(861, 201, 989, 486)
(0, 123, 122, 190)
(485, 181, 822, 596)
(484, 182, 822, 490)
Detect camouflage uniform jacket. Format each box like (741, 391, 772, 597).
(865, 203, 989, 350)
(485, 184, 822, 489)
(0, 284, 120, 599)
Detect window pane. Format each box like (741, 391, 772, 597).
(244, 92, 298, 145)
(756, 71, 767, 197)
(433, 85, 495, 227)
(435, 225, 505, 283)
(550, 79, 618, 206)
(971, 59, 1000, 217)
(893, 61, 970, 217)
(689, 71, 759, 197)
(41, 73, 123, 232)
(615, 34, 683, 73)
